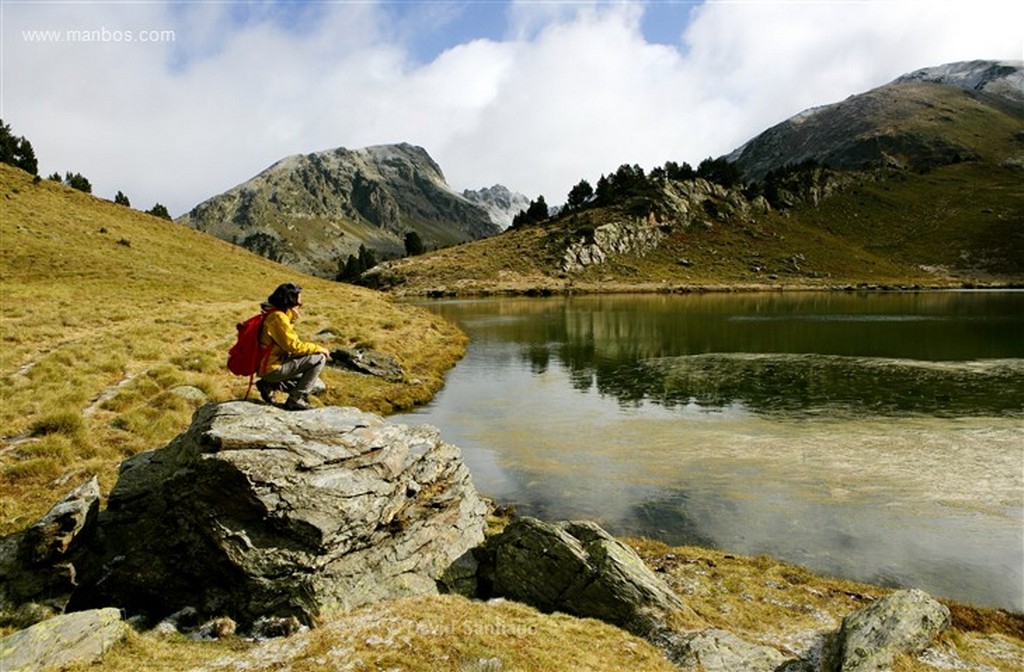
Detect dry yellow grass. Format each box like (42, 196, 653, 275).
(0, 164, 466, 533)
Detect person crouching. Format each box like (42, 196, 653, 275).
(255, 283, 331, 410)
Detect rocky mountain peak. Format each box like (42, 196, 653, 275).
(892, 59, 1024, 104)
(178, 143, 500, 279)
(726, 59, 1024, 184)
(462, 184, 532, 230)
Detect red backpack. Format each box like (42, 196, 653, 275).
(227, 311, 277, 397)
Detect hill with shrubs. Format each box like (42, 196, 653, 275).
(362, 62, 1024, 295)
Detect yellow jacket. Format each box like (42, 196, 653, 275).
(258, 308, 328, 375)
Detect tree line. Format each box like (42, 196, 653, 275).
(511, 156, 744, 228)
(1, 119, 172, 219)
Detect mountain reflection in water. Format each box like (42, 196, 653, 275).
(392, 292, 1024, 610)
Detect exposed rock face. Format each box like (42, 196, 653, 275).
(727, 60, 1024, 183)
(561, 214, 667, 273)
(0, 477, 100, 624)
(462, 184, 532, 230)
(560, 179, 770, 272)
(479, 518, 686, 639)
(832, 589, 951, 672)
(0, 608, 128, 672)
(69, 402, 488, 627)
(179, 143, 501, 278)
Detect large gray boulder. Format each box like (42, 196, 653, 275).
(68, 401, 488, 628)
(0, 477, 100, 625)
(477, 518, 793, 670)
(832, 588, 951, 672)
(482, 518, 686, 638)
(0, 608, 128, 672)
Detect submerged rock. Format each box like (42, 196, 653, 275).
(69, 401, 488, 628)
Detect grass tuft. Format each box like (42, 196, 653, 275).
(29, 410, 85, 438)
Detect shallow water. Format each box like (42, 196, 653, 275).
(393, 291, 1024, 610)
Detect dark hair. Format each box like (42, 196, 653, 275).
(266, 283, 302, 310)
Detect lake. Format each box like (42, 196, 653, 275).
(392, 291, 1024, 611)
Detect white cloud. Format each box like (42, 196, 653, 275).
(2, 1, 1020, 216)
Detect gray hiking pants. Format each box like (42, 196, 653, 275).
(261, 353, 327, 399)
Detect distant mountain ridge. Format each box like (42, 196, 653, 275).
(178, 143, 502, 278)
(727, 60, 1024, 183)
(893, 59, 1024, 104)
(462, 184, 532, 230)
(365, 60, 1023, 292)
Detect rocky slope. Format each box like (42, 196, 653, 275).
(727, 60, 1024, 183)
(178, 143, 502, 278)
(365, 60, 1023, 292)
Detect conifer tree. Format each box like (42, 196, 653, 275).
(565, 180, 594, 212)
(114, 191, 131, 207)
(65, 171, 92, 193)
(0, 120, 39, 175)
(696, 157, 741, 188)
(404, 231, 425, 257)
(146, 203, 171, 220)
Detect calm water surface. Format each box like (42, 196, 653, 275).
(392, 291, 1024, 610)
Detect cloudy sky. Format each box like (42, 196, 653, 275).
(3, 1, 1021, 216)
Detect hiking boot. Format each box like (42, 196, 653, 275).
(284, 395, 311, 411)
(256, 379, 276, 404)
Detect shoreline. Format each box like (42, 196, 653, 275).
(387, 288, 1024, 617)
(385, 278, 1024, 299)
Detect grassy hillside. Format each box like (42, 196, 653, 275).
(364, 158, 1024, 296)
(361, 184, 955, 296)
(0, 163, 466, 533)
(2, 163, 1021, 671)
(797, 161, 1024, 277)
(366, 80, 1023, 296)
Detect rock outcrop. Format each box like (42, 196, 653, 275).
(68, 402, 489, 628)
(0, 402, 962, 671)
(479, 518, 686, 637)
(560, 179, 771, 273)
(561, 213, 667, 273)
(831, 589, 951, 672)
(0, 477, 100, 624)
(179, 143, 501, 278)
(0, 608, 128, 672)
